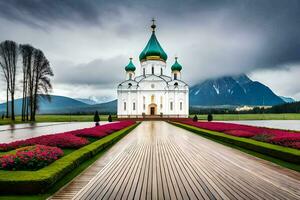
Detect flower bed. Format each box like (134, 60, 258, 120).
(0, 133, 89, 151)
(71, 121, 136, 138)
(0, 122, 139, 194)
(0, 145, 63, 170)
(176, 119, 300, 149)
(0, 121, 136, 152)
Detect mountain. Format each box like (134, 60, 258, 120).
(189, 74, 286, 106)
(0, 95, 117, 115)
(76, 98, 99, 105)
(279, 96, 295, 103)
(76, 96, 112, 105)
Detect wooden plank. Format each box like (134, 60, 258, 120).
(52, 121, 300, 200)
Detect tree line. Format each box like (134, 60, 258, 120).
(190, 101, 300, 115)
(0, 40, 54, 121)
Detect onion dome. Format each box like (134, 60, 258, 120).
(125, 57, 136, 72)
(139, 19, 168, 62)
(171, 57, 182, 71)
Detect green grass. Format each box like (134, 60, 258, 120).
(1, 113, 299, 126)
(0, 123, 139, 197)
(190, 113, 300, 121)
(0, 114, 117, 125)
(171, 122, 300, 172)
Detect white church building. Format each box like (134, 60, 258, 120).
(117, 20, 189, 118)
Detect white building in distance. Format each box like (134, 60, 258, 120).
(117, 20, 189, 118)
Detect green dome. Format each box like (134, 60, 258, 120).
(139, 29, 168, 62)
(171, 57, 182, 71)
(125, 58, 136, 72)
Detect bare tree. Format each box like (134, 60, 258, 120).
(0, 43, 10, 118)
(0, 41, 19, 120)
(31, 49, 53, 121)
(20, 44, 34, 121)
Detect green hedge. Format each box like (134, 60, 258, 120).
(171, 122, 300, 164)
(0, 123, 139, 194)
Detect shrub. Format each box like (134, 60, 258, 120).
(94, 111, 100, 126)
(207, 113, 213, 121)
(108, 114, 112, 122)
(192, 115, 198, 122)
(0, 145, 63, 170)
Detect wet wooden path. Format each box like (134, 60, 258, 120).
(53, 121, 300, 200)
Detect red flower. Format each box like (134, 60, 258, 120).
(0, 121, 135, 152)
(0, 145, 63, 170)
(176, 119, 300, 149)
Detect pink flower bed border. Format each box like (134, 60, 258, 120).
(0, 121, 135, 152)
(176, 119, 300, 149)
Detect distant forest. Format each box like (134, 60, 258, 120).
(190, 101, 300, 114)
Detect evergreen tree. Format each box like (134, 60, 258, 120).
(108, 114, 112, 122)
(207, 113, 213, 122)
(192, 115, 198, 122)
(94, 111, 100, 126)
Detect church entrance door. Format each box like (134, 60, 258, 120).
(150, 107, 155, 115)
(148, 103, 157, 115)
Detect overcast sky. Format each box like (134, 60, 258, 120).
(0, 0, 300, 103)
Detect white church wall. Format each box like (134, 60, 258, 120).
(141, 60, 166, 76)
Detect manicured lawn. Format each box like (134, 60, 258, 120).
(0, 114, 117, 125)
(1, 113, 299, 126)
(190, 113, 300, 120)
(171, 122, 300, 172)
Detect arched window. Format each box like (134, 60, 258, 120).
(129, 73, 132, 80)
(160, 96, 163, 109)
(180, 102, 183, 110)
(133, 102, 136, 110)
(124, 102, 126, 111)
(174, 73, 177, 80)
(143, 68, 145, 76)
(152, 66, 154, 74)
(161, 68, 163, 75)
(143, 96, 146, 110)
(170, 101, 173, 111)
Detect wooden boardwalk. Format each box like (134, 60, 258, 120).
(54, 121, 300, 200)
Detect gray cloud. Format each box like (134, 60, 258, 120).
(0, 0, 101, 28)
(0, 0, 300, 101)
(53, 56, 126, 85)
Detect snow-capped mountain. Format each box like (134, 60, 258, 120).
(76, 96, 112, 105)
(189, 74, 286, 106)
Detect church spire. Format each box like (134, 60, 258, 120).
(125, 57, 136, 72)
(151, 18, 156, 32)
(171, 56, 182, 71)
(139, 19, 168, 62)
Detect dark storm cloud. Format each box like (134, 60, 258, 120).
(1, 0, 300, 100)
(1, 0, 299, 69)
(0, 0, 101, 28)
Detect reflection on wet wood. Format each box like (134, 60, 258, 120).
(55, 121, 300, 200)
